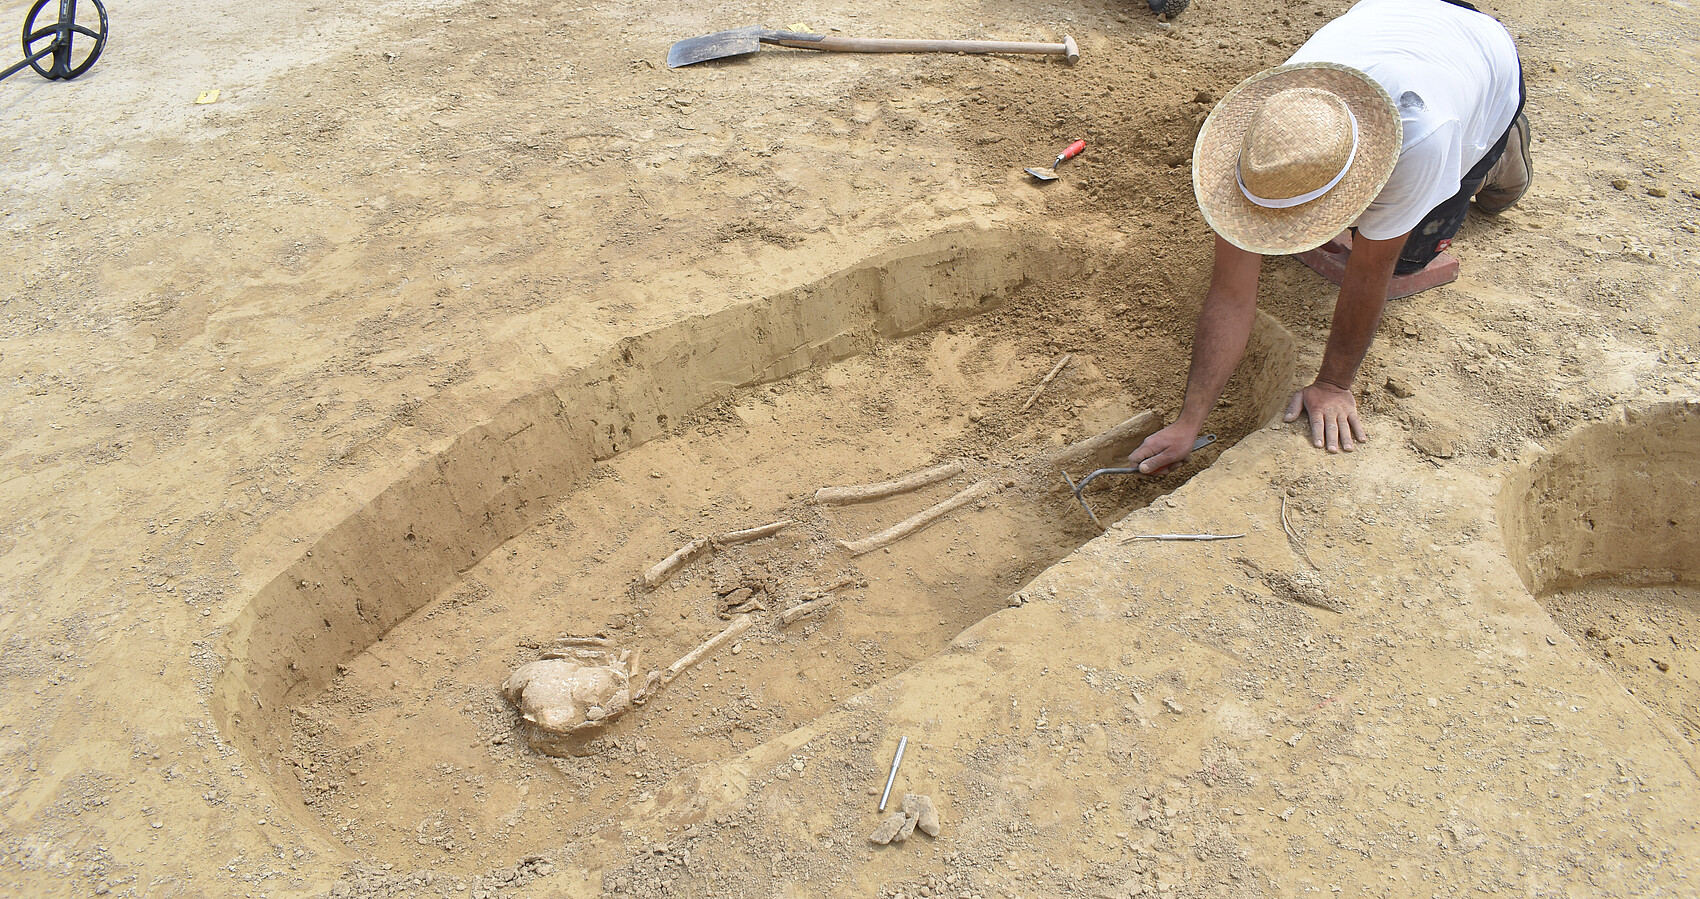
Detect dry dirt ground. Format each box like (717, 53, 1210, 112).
(3, 0, 1699, 896)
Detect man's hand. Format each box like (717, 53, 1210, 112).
(1284, 381, 1367, 452)
(1127, 422, 1202, 474)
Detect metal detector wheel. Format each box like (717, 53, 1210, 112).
(21, 0, 108, 81)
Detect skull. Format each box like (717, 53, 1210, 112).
(501, 639, 652, 736)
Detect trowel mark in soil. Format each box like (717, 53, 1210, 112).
(217, 228, 1297, 871)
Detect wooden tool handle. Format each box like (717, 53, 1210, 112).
(764, 32, 1079, 63)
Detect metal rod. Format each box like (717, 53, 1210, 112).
(53, 0, 78, 78)
(1065, 433, 1218, 530)
(878, 736, 908, 812)
(1120, 533, 1246, 542)
(1, 41, 59, 82)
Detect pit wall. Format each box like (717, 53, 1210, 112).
(212, 228, 1068, 778)
(211, 225, 1300, 833)
(1500, 400, 1700, 595)
(1234, 303, 1298, 432)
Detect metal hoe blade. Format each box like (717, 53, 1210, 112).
(668, 26, 767, 68)
(1063, 434, 1217, 529)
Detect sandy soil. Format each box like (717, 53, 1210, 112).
(2, 0, 1698, 896)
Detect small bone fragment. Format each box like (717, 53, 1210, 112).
(869, 811, 909, 845)
(726, 597, 767, 615)
(663, 614, 753, 684)
(1047, 411, 1162, 474)
(839, 481, 997, 557)
(912, 794, 940, 837)
(636, 670, 661, 703)
(714, 519, 793, 546)
(779, 577, 861, 626)
(804, 575, 862, 598)
(1019, 353, 1073, 413)
(779, 597, 830, 626)
(812, 461, 965, 506)
(541, 635, 614, 656)
(642, 537, 712, 591)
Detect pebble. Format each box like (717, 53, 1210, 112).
(870, 811, 908, 844)
(913, 794, 942, 837)
(1385, 377, 1415, 399)
(896, 811, 918, 842)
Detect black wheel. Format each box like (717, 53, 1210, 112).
(24, 0, 108, 81)
(1148, 0, 1192, 17)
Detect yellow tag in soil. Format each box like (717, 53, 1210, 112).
(787, 22, 814, 33)
(195, 90, 220, 105)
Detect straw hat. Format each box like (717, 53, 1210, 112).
(1193, 62, 1402, 255)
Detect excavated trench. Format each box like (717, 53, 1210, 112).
(1502, 401, 1700, 745)
(213, 227, 1298, 868)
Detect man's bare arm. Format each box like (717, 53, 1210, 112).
(1283, 230, 1407, 452)
(1128, 236, 1262, 473)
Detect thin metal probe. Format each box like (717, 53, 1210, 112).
(878, 736, 908, 812)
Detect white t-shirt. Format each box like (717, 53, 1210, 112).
(1286, 0, 1522, 239)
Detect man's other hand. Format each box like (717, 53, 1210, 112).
(1128, 422, 1202, 474)
(1284, 381, 1367, 452)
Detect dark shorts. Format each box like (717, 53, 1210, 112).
(1394, 1, 1527, 275)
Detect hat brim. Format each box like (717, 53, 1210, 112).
(1193, 63, 1402, 256)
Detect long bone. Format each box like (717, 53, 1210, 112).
(662, 614, 753, 685)
(812, 461, 965, 505)
(838, 480, 999, 556)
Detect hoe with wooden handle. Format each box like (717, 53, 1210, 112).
(668, 26, 1079, 68)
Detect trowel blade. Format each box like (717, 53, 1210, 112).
(1024, 167, 1059, 182)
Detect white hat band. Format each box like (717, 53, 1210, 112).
(1235, 109, 1360, 209)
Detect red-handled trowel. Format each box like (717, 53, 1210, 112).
(1025, 139, 1086, 182)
